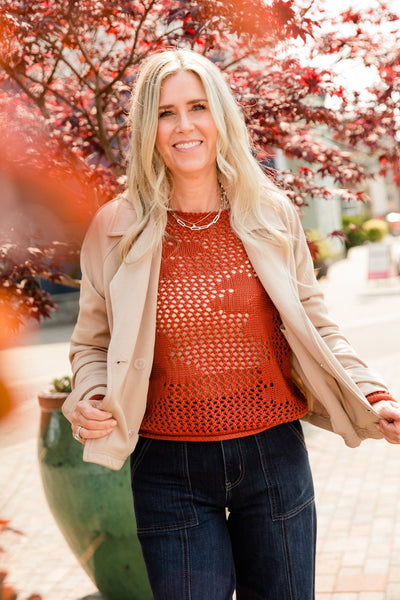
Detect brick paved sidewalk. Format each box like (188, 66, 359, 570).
(309, 429, 400, 600)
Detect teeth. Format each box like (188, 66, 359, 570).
(174, 141, 201, 149)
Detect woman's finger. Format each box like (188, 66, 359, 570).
(79, 416, 117, 431)
(72, 399, 114, 423)
(71, 398, 117, 445)
(74, 425, 116, 441)
(376, 419, 400, 444)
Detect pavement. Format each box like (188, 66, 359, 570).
(1, 242, 400, 600)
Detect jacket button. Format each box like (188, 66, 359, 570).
(134, 358, 146, 370)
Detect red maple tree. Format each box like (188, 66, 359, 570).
(0, 0, 399, 328)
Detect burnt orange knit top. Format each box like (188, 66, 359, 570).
(139, 209, 308, 441)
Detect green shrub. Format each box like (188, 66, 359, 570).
(342, 224, 367, 249)
(363, 218, 388, 242)
(50, 375, 72, 394)
(342, 214, 369, 249)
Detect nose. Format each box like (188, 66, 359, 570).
(175, 110, 193, 132)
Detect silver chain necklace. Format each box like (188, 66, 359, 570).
(169, 182, 228, 231)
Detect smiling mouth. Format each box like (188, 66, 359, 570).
(173, 141, 202, 149)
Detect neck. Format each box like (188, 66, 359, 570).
(170, 174, 220, 212)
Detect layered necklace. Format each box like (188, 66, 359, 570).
(169, 181, 228, 231)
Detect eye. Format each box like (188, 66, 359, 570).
(159, 109, 174, 118)
(192, 103, 207, 111)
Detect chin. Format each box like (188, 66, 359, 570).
(170, 162, 213, 178)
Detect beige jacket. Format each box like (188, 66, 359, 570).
(62, 196, 386, 470)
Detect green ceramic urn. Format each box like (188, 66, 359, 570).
(37, 392, 152, 600)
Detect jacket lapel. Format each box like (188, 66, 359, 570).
(242, 204, 305, 323)
(108, 215, 161, 361)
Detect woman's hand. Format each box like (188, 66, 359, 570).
(374, 400, 400, 444)
(71, 395, 117, 444)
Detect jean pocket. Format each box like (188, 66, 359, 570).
(131, 440, 199, 535)
(130, 436, 153, 479)
(256, 422, 315, 521)
(286, 419, 308, 448)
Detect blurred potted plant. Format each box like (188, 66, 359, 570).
(37, 376, 72, 412)
(307, 229, 342, 280)
(37, 377, 151, 600)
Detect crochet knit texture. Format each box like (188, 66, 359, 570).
(139, 209, 308, 441)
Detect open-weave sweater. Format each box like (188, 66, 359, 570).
(139, 209, 309, 441)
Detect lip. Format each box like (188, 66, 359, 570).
(173, 140, 203, 150)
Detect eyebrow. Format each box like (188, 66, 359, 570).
(158, 98, 208, 109)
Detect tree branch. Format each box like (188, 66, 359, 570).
(0, 60, 51, 119)
(66, 19, 105, 86)
(100, 0, 159, 96)
(48, 43, 97, 92)
(94, 80, 119, 166)
(19, 71, 98, 133)
(221, 52, 253, 70)
(109, 121, 128, 143)
(302, 0, 317, 18)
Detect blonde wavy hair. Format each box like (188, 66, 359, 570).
(119, 49, 287, 261)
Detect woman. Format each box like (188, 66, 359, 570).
(62, 49, 400, 600)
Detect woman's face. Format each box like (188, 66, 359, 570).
(155, 70, 218, 181)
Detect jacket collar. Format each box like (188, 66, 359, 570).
(106, 197, 137, 237)
(243, 203, 288, 246)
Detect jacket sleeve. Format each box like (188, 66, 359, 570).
(282, 198, 390, 396)
(62, 211, 113, 422)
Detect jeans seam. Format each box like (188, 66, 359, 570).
(273, 496, 315, 521)
(137, 517, 199, 534)
(182, 441, 198, 525)
(286, 421, 308, 449)
(281, 519, 295, 600)
(221, 440, 246, 505)
(183, 528, 191, 600)
(130, 437, 152, 478)
(227, 439, 245, 491)
(254, 433, 279, 517)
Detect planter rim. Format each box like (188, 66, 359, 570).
(38, 391, 68, 411)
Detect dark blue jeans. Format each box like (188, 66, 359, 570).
(130, 421, 316, 599)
